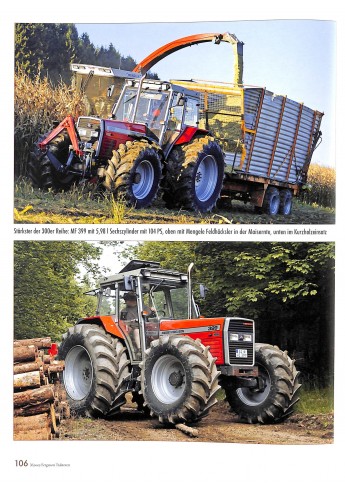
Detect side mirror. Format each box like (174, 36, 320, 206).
(176, 93, 185, 106)
(124, 275, 136, 291)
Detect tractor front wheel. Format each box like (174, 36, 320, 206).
(222, 343, 301, 424)
(140, 335, 220, 425)
(104, 140, 162, 208)
(28, 133, 76, 191)
(58, 324, 130, 417)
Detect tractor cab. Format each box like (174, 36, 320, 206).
(96, 260, 199, 362)
(112, 78, 200, 151)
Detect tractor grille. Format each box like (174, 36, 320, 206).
(77, 117, 101, 142)
(228, 319, 254, 366)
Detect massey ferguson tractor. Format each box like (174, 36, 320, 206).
(28, 33, 241, 213)
(58, 260, 301, 425)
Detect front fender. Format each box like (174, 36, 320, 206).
(76, 316, 125, 340)
(174, 127, 209, 146)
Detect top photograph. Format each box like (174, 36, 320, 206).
(14, 20, 336, 225)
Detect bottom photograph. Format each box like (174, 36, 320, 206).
(13, 240, 335, 444)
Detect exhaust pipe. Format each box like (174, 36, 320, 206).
(187, 263, 194, 319)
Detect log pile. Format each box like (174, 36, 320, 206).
(13, 337, 70, 440)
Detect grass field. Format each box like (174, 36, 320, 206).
(14, 178, 335, 225)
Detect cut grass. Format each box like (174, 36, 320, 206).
(14, 178, 335, 225)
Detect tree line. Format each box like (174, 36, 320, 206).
(15, 23, 156, 84)
(13, 240, 335, 387)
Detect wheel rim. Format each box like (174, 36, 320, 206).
(132, 160, 155, 200)
(151, 355, 186, 404)
(236, 365, 271, 406)
(64, 345, 93, 401)
(195, 155, 219, 202)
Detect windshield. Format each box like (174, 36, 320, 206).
(97, 287, 116, 315)
(147, 284, 197, 320)
(114, 85, 170, 139)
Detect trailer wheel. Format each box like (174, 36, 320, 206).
(222, 343, 301, 424)
(104, 140, 162, 208)
(28, 133, 76, 191)
(262, 187, 280, 215)
(140, 335, 220, 425)
(163, 136, 225, 212)
(279, 189, 293, 215)
(58, 324, 129, 417)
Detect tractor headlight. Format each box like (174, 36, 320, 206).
(243, 334, 252, 342)
(229, 333, 239, 341)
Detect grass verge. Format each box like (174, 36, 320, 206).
(296, 385, 334, 415)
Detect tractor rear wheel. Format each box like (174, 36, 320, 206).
(103, 140, 162, 208)
(28, 133, 76, 190)
(163, 135, 225, 212)
(140, 335, 220, 425)
(58, 324, 130, 418)
(222, 343, 301, 424)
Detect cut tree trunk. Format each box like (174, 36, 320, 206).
(13, 337, 52, 349)
(14, 371, 41, 390)
(14, 402, 51, 417)
(13, 413, 50, 431)
(13, 385, 55, 408)
(13, 427, 52, 441)
(13, 345, 38, 363)
(13, 361, 42, 375)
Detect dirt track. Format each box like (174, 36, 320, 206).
(58, 398, 333, 445)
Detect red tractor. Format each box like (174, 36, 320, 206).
(58, 260, 301, 425)
(28, 33, 242, 212)
(29, 78, 224, 211)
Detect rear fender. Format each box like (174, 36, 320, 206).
(173, 127, 209, 146)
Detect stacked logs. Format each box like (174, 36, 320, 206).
(13, 337, 70, 440)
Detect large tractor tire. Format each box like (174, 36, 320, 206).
(103, 140, 162, 208)
(140, 335, 220, 425)
(222, 343, 301, 424)
(163, 135, 225, 212)
(28, 133, 76, 191)
(58, 324, 130, 418)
